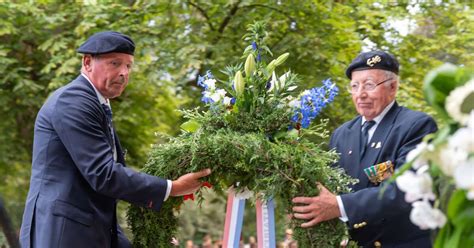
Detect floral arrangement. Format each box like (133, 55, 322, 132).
(127, 22, 355, 247)
(395, 64, 473, 248)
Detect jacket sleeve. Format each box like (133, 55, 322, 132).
(340, 114, 437, 227)
(52, 90, 167, 212)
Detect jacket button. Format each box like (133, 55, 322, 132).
(353, 224, 359, 229)
(374, 241, 381, 247)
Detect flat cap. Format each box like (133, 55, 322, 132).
(77, 31, 135, 55)
(345, 51, 399, 79)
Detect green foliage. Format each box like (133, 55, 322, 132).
(128, 125, 355, 247)
(128, 23, 356, 247)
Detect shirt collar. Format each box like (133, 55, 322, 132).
(362, 100, 395, 125)
(81, 73, 109, 106)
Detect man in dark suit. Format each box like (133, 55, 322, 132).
(292, 51, 437, 247)
(19, 31, 211, 248)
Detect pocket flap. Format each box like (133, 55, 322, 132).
(52, 200, 93, 226)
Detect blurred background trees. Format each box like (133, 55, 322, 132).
(0, 0, 472, 246)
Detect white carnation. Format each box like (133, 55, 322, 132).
(410, 200, 447, 230)
(396, 168, 435, 202)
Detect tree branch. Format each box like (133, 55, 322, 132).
(187, 0, 215, 31)
(0, 196, 20, 248)
(241, 4, 294, 21)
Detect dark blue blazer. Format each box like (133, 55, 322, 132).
(19, 75, 168, 248)
(330, 102, 437, 248)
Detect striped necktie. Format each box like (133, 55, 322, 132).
(102, 104, 117, 161)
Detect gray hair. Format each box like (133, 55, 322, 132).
(383, 70, 399, 90)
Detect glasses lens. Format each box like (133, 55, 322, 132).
(364, 83, 376, 91)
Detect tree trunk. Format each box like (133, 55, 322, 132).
(0, 196, 20, 248)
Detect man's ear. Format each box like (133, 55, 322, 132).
(389, 80, 399, 96)
(82, 55, 93, 72)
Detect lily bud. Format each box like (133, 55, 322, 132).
(274, 53, 290, 66)
(234, 70, 245, 96)
(266, 60, 277, 76)
(244, 54, 256, 76)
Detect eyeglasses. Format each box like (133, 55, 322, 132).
(347, 78, 393, 94)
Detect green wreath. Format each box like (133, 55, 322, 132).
(127, 22, 355, 247)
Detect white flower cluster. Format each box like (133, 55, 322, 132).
(199, 76, 233, 107)
(396, 111, 474, 230)
(445, 79, 474, 125)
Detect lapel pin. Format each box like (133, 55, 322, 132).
(348, 150, 352, 155)
(376, 142, 382, 149)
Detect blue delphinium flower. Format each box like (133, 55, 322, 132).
(251, 41, 261, 62)
(291, 79, 338, 129)
(252, 42, 257, 50)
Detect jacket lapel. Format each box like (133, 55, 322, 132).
(360, 103, 401, 183)
(76, 75, 118, 160)
(342, 117, 363, 179)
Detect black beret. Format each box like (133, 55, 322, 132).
(345, 51, 399, 79)
(77, 31, 135, 55)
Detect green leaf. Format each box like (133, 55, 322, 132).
(423, 63, 459, 118)
(180, 120, 201, 133)
(452, 205, 474, 228)
(447, 189, 467, 220)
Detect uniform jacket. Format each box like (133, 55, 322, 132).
(329, 102, 437, 248)
(19, 75, 168, 248)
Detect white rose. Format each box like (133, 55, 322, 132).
(396, 169, 435, 202)
(454, 159, 474, 200)
(410, 200, 447, 230)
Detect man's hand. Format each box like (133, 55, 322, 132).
(170, 169, 211, 196)
(292, 183, 341, 227)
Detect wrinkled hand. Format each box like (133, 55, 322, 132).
(170, 169, 211, 196)
(292, 183, 340, 227)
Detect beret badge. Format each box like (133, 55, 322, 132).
(366, 55, 382, 67)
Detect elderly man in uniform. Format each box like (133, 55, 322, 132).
(292, 51, 437, 247)
(19, 31, 211, 248)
